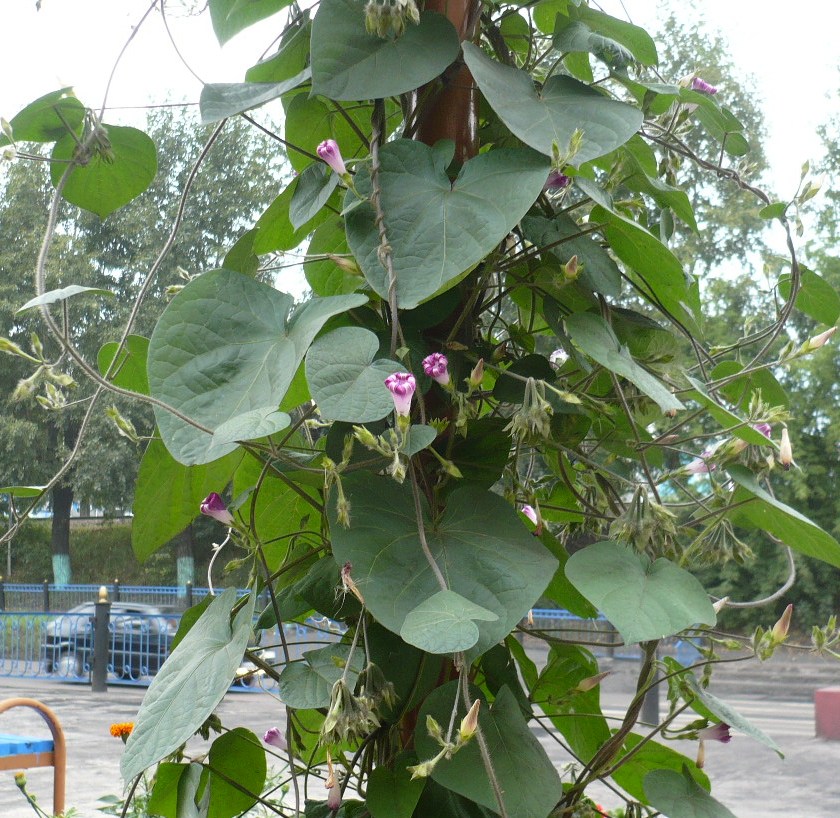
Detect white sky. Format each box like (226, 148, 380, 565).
(0, 1, 836, 198)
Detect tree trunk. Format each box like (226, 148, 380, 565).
(50, 484, 73, 585)
(412, 0, 480, 163)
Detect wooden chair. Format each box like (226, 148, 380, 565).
(0, 697, 66, 816)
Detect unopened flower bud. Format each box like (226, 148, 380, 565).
(263, 727, 287, 751)
(563, 255, 580, 281)
(407, 759, 438, 779)
(327, 781, 342, 810)
(106, 405, 140, 443)
(352, 425, 379, 449)
(14, 771, 26, 789)
(1, 117, 13, 141)
(426, 715, 444, 743)
(469, 358, 484, 388)
(805, 326, 836, 352)
(712, 596, 729, 614)
(328, 254, 362, 276)
(771, 603, 793, 643)
(779, 427, 793, 470)
(575, 671, 611, 693)
(317, 139, 347, 176)
(459, 699, 480, 742)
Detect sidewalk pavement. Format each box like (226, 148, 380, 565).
(1, 671, 838, 817)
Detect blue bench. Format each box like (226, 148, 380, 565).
(0, 699, 66, 815)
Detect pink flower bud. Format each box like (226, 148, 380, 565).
(469, 358, 484, 387)
(575, 670, 611, 693)
(779, 427, 793, 470)
(317, 139, 347, 176)
(459, 699, 481, 741)
(422, 352, 450, 386)
(771, 603, 793, 643)
(690, 77, 718, 95)
(200, 492, 234, 526)
(263, 727, 287, 751)
(698, 722, 731, 743)
(384, 372, 416, 417)
(326, 781, 342, 811)
(806, 326, 836, 351)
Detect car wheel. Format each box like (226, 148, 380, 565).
(54, 651, 84, 679)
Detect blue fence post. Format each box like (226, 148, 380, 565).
(113, 578, 120, 602)
(42, 580, 50, 612)
(0, 576, 5, 612)
(92, 586, 111, 693)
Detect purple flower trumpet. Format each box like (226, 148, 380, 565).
(317, 139, 347, 176)
(690, 77, 718, 95)
(385, 372, 416, 417)
(422, 352, 450, 386)
(698, 722, 731, 743)
(200, 492, 234, 526)
(544, 169, 571, 191)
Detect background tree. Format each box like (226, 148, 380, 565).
(0, 108, 281, 583)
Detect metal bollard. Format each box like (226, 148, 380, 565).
(112, 578, 120, 602)
(185, 580, 193, 609)
(92, 586, 111, 693)
(640, 644, 660, 725)
(42, 579, 50, 612)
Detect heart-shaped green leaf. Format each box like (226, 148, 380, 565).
(306, 327, 403, 422)
(290, 162, 339, 229)
(565, 312, 684, 413)
(0, 88, 84, 148)
(644, 768, 738, 818)
(147, 269, 366, 464)
(778, 265, 840, 327)
(131, 438, 242, 562)
(612, 733, 710, 803)
(311, 0, 460, 100)
(416, 684, 563, 818)
(199, 70, 310, 123)
(728, 465, 840, 567)
(329, 476, 557, 658)
(345, 139, 549, 309)
(366, 758, 426, 818)
(98, 336, 150, 394)
(463, 42, 642, 163)
(277, 643, 365, 709)
(401, 590, 498, 654)
(121, 589, 255, 781)
(209, 0, 291, 44)
(51, 125, 157, 219)
(210, 407, 292, 447)
(565, 541, 715, 644)
(207, 728, 267, 818)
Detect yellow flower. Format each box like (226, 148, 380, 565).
(110, 722, 135, 740)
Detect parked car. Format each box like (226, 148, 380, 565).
(41, 602, 179, 680)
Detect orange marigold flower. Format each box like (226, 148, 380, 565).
(110, 722, 134, 739)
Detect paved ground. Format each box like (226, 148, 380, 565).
(1, 668, 838, 817)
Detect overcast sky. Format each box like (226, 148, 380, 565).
(1, 1, 836, 195)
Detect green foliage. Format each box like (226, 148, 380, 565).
(3, 3, 839, 817)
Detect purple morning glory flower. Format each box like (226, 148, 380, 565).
(200, 492, 234, 526)
(698, 722, 731, 743)
(385, 372, 416, 417)
(690, 77, 718, 95)
(544, 170, 571, 191)
(263, 727, 287, 751)
(422, 352, 450, 386)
